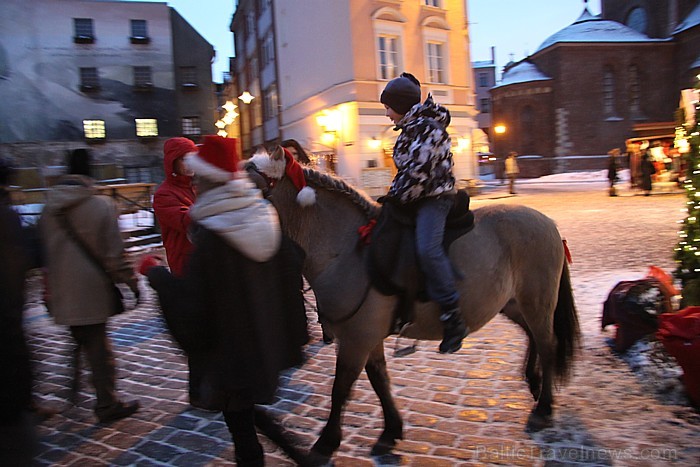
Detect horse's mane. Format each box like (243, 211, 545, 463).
(302, 167, 381, 218)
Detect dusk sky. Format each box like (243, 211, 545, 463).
(127, 0, 602, 82)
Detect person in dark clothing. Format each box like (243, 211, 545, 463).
(607, 148, 620, 197)
(380, 72, 467, 354)
(140, 136, 308, 466)
(640, 150, 656, 196)
(0, 157, 36, 465)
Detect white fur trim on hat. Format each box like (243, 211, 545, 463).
(296, 185, 317, 206)
(184, 153, 231, 183)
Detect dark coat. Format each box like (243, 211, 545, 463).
(607, 157, 618, 183)
(147, 227, 308, 412)
(640, 157, 655, 191)
(0, 189, 33, 424)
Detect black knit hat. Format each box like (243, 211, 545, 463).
(380, 72, 421, 115)
(67, 148, 92, 176)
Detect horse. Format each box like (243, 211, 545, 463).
(249, 148, 581, 463)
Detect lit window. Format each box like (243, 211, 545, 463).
(80, 67, 100, 91)
(378, 35, 399, 80)
(135, 119, 158, 137)
(133, 66, 152, 87)
(182, 116, 201, 136)
(74, 18, 94, 42)
(427, 42, 445, 84)
(83, 120, 105, 139)
(180, 66, 198, 87)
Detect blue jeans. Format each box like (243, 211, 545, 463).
(415, 196, 459, 309)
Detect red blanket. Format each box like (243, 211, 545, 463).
(657, 306, 700, 407)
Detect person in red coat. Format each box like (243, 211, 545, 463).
(153, 137, 198, 277)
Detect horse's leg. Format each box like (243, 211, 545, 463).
(525, 319, 556, 431)
(365, 342, 403, 456)
(310, 341, 369, 460)
(501, 304, 541, 400)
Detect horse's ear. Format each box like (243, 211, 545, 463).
(271, 145, 285, 161)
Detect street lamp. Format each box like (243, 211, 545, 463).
(493, 124, 507, 183)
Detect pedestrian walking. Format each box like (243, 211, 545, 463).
(139, 136, 308, 466)
(152, 136, 212, 409)
(505, 151, 520, 194)
(0, 157, 37, 464)
(640, 150, 656, 196)
(39, 149, 140, 423)
(607, 148, 620, 197)
(380, 71, 467, 354)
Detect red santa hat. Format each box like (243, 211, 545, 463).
(281, 147, 316, 206)
(184, 135, 239, 183)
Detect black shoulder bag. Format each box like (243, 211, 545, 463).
(56, 208, 125, 314)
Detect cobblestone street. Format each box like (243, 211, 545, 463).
(24, 180, 700, 466)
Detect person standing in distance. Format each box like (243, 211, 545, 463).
(380, 72, 467, 354)
(505, 151, 520, 195)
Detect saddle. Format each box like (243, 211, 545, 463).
(365, 190, 475, 330)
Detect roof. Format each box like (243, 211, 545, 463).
(473, 60, 495, 68)
(536, 6, 666, 53)
(495, 61, 551, 88)
(674, 3, 700, 34)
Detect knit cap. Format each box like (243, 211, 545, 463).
(380, 72, 422, 115)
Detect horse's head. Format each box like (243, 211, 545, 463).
(248, 145, 316, 206)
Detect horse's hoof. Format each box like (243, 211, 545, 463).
(525, 411, 553, 432)
(370, 439, 395, 457)
(306, 449, 333, 467)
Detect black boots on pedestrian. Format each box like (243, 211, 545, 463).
(96, 400, 139, 423)
(439, 307, 468, 354)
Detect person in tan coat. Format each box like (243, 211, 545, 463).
(39, 149, 140, 423)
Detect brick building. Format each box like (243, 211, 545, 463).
(490, 0, 700, 176)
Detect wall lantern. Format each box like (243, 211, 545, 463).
(238, 91, 255, 104)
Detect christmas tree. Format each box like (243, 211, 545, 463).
(674, 83, 700, 305)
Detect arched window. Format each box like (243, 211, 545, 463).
(628, 64, 641, 118)
(603, 66, 616, 116)
(520, 105, 535, 154)
(626, 7, 648, 35)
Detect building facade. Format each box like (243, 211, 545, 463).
(0, 0, 216, 182)
(231, 0, 479, 189)
(489, 0, 700, 176)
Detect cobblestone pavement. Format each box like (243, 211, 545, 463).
(24, 180, 700, 466)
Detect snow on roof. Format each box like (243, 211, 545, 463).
(495, 61, 551, 88)
(674, 3, 700, 34)
(473, 60, 495, 68)
(536, 6, 666, 53)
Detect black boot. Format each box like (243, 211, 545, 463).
(439, 308, 468, 354)
(224, 408, 264, 466)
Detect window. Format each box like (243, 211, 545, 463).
(378, 35, 399, 80)
(74, 18, 94, 43)
(424, 0, 441, 7)
(629, 64, 641, 117)
(80, 67, 100, 91)
(135, 118, 158, 137)
(478, 72, 489, 87)
(130, 20, 150, 43)
(603, 66, 615, 116)
(479, 98, 490, 113)
(626, 7, 648, 34)
(180, 66, 198, 88)
(261, 34, 275, 66)
(133, 66, 152, 89)
(182, 116, 201, 136)
(263, 84, 278, 121)
(426, 42, 445, 84)
(83, 119, 105, 139)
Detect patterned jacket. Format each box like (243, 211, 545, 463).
(388, 94, 456, 203)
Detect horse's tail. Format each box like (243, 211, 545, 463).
(553, 261, 581, 383)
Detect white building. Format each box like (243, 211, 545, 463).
(231, 0, 479, 190)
